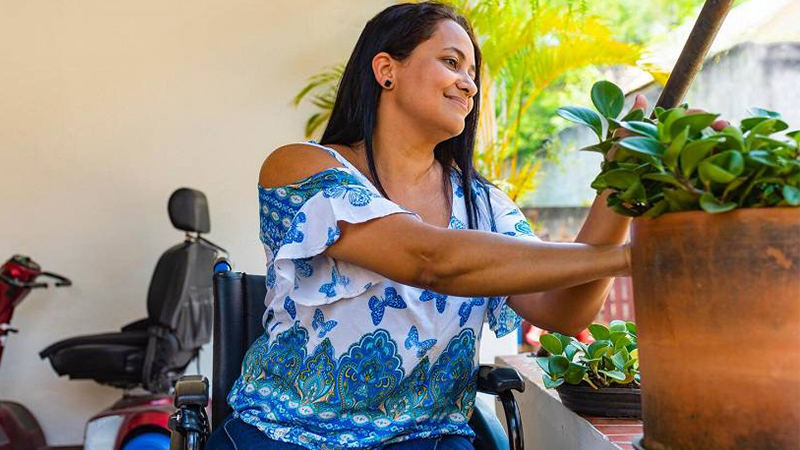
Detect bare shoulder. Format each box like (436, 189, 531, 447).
(259, 143, 345, 189)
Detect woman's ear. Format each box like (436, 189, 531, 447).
(372, 52, 395, 89)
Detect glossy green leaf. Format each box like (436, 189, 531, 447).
(590, 173, 609, 192)
(661, 108, 686, 138)
(599, 370, 627, 381)
(670, 113, 719, 137)
(539, 334, 563, 355)
(543, 375, 565, 389)
(625, 322, 637, 335)
(681, 138, 720, 178)
(664, 188, 699, 212)
(569, 338, 589, 353)
(588, 340, 611, 359)
(609, 320, 627, 332)
(747, 118, 789, 140)
(549, 355, 570, 375)
(564, 363, 588, 385)
(557, 106, 603, 140)
(611, 351, 628, 371)
(642, 199, 669, 218)
(565, 344, 578, 362)
(664, 126, 690, 170)
(783, 185, 800, 206)
(698, 151, 745, 185)
(717, 126, 745, 151)
(748, 107, 781, 119)
(747, 150, 778, 167)
(617, 137, 665, 158)
(588, 323, 610, 340)
(580, 140, 613, 153)
(698, 162, 736, 184)
(603, 169, 639, 190)
(613, 336, 633, 352)
(700, 192, 737, 214)
(619, 121, 658, 139)
(621, 108, 646, 122)
(591, 80, 625, 119)
(536, 356, 551, 375)
(642, 172, 683, 188)
(619, 181, 647, 203)
(787, 130, 800, 145)
(722, 176, 749, 198)
(553, 332, 573, 350)
(653, 106, 666, 121)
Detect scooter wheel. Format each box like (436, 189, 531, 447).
(123, 432, 170, 450)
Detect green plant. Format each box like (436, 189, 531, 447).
(556, 81, 800, 217)
(538, 320, 640, 390)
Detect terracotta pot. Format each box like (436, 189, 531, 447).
(630, 207, 800, 450)
(555, 383, 642, 418)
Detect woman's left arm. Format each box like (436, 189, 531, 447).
(508, 94, 730, 336)
(506, 188, 630, 336)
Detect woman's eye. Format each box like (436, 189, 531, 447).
(445, 58, 458, 68)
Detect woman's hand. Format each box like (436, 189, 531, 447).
(606, 94, 731, 162)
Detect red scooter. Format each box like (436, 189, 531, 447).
(0, 254, 72, 449)
(0, 255, 177, 450)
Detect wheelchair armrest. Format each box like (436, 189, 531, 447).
(174, 375, 209, 408)
(477, 364, 525, 395)
(476, 365, 525, 450)
(169, 375, 210, 450)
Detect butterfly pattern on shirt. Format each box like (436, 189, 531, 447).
(368, 286, 407, 326)
(404, 325, 437, 358)
(312, 308, 337, 338)
(233, 143, 537, 448)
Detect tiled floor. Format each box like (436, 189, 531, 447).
(583, 416, 643, 450)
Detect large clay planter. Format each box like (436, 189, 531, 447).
(630, 207, 800, 450)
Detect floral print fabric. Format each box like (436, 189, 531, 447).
(227, 142, 539, 448)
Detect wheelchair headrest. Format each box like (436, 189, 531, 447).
(168, 188, 211, 234)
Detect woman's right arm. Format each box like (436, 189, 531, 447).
(261, 144, 630, 298)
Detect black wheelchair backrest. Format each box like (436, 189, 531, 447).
(211, 271, 267, 429)
(147, 188, 217, 351)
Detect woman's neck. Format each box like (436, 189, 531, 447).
(365, 103, 443, 194)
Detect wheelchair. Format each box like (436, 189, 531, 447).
(169, 261, 526, 450)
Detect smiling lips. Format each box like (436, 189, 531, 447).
(445, 95, 468, 113)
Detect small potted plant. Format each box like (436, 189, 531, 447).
(556, 81, 800, 449)
(537, 320, 641, 418)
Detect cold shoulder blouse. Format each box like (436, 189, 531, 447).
(227, 141, 540, 449)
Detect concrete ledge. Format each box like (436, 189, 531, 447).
(493, 354, 642, 450)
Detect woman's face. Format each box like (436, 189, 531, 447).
(388, 20, 479, 140)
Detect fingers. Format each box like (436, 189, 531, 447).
(632, 94, 649, 112)
(711, 119, 730, 131)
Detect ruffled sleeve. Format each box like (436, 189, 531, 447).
(484, 185, 541, 338)
(259, 166, 420, 307)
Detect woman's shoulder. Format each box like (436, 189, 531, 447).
(259, 142, 346, 189)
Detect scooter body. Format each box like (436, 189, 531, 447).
(0, 401, 47, 450)
(0, 255, 176, 450)
(85, 395, 174, 450)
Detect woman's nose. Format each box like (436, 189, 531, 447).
(458, 76, 477, 98)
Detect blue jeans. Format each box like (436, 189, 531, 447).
(206, 413, 475, 449)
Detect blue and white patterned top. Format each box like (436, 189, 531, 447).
(227, 141, 540, 448)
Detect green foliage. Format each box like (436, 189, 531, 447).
(556, 81, 800, 217)
(538, 321, 640, 390)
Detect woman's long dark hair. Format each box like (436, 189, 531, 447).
(320, 1, 492, 230)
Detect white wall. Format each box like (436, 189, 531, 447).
(0, 0, 517, 444)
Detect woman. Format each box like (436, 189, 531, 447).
(209, 2, 635, 449)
